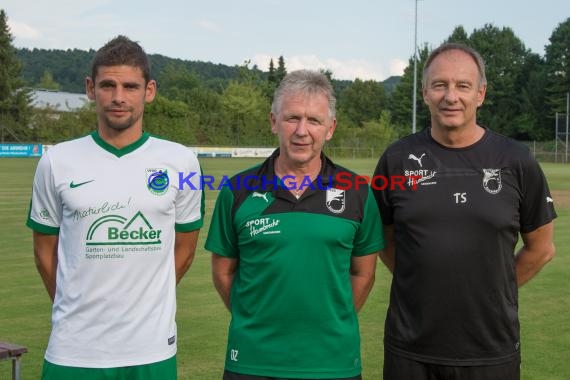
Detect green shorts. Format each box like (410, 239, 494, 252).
(41, 355, 177, 380)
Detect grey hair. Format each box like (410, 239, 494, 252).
(422, 42, 487, 89)
(271, 70, 336, 119)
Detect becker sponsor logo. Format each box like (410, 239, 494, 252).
(86, 211, 162, 246)
(245, 217, 281, 237)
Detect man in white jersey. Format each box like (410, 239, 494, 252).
(26, 35, 204, 380)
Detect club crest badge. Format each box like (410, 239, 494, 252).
(482, 168, 502, 194)
(326, 188, 345, 214)
(146, 168, 169, 196)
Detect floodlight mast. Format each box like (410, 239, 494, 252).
(564, 92, 570, 163)
(412, 0, 419, 134)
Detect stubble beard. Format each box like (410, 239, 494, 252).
(106, 117, 135, 131)
(102, 112, 138, 131)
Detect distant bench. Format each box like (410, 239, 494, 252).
(0, 342, 28, 380)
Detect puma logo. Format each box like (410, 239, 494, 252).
(252, 192, 269, 203)
(408, 153, 426, 167)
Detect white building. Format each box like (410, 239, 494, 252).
(31, 89, 89, 112)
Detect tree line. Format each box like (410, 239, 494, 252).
(1, 9, 569, 155)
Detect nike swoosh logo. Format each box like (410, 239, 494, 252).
(70, 180, 95, 188)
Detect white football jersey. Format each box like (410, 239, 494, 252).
(27, 132, 203, 367)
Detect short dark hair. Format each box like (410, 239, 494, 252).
(422, 42, 487, 89)
(271, 70, 336, 119)
(90, 35, 151, 83)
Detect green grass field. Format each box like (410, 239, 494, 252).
(0, 157, 568, 379)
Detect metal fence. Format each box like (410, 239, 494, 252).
(522, 140, 569, 163)
(324, 140, 569, 163)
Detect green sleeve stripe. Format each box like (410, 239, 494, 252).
(200, 174, 206, 220)
(26, 218, 60, 235)
(175, 218, 203, 232)
(175, 179, 205, 232)
(175, 166, 205, 233)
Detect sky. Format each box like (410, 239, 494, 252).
(2, 0, 569, 81)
